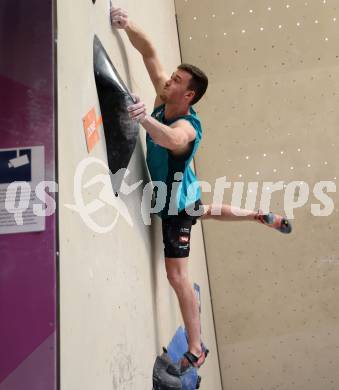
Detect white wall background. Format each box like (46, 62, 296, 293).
(57, 0, 222, 389)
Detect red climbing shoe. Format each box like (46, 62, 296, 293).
(254, 210, 292, 234)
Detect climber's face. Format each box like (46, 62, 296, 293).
(160, 69, 195, 105)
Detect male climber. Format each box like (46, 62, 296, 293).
(110, 6, 292, 375)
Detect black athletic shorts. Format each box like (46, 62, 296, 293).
(162, 199, 204, 258)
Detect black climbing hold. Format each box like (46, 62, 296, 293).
(93, 35, 139, 194)
(153, 352, 182, 390)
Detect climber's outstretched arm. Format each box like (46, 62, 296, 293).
(110, 6, 168, 105)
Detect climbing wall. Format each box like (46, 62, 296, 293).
(57, 0, 221, 389)
(175, 0, 339, 389)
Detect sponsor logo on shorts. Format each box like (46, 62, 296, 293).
(179, 235, 189, 243)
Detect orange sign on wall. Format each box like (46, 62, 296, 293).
(82, 107, 102, 153)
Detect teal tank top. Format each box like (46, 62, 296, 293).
(146, 104, 202, 219)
